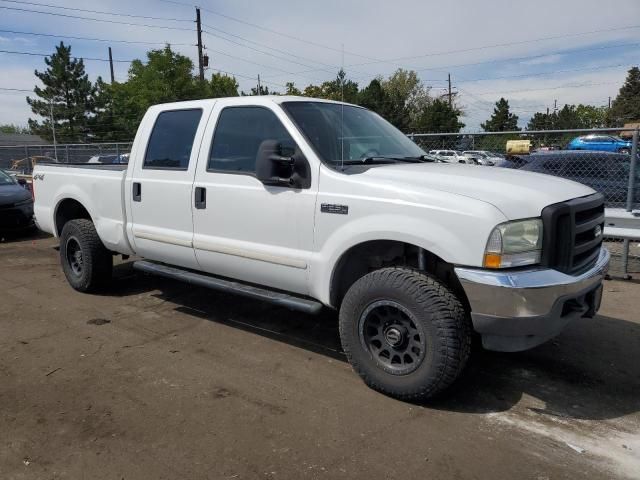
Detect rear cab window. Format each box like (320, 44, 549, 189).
(144, 109, 203, 170)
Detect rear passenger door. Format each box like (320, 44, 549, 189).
(127, 104, 212, 270)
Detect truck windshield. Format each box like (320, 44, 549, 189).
(282, 101, 426, 168)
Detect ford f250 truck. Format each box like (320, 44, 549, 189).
(33, 96, 609, 400)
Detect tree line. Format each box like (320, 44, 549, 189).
(12, 42, 640, 142)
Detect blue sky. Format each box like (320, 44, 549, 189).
(0, 0, 638, 131)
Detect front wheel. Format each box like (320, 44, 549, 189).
(60, 219, 113, 292)
(619, 148, 631, 155)
(339, 268, 472, 400)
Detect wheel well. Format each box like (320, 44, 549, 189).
(329, 240, 468, 309)
(55, 199, 91, 236)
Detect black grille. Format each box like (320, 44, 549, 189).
(541, 193, 604, 275)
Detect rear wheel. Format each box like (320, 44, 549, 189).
(619, 148, 631, 155)
(60, 219, 112, 292)
(339, 268, 472, 400)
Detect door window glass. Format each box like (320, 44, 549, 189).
(144, 109, 202, 169)
(209, 107, 296, 173)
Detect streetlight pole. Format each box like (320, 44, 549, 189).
(49, 100, 58, 162)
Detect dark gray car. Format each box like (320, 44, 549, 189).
(508, 151, 638, 207)
(0, 169, 34, 231)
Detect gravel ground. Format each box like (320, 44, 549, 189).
(0, 233, 638, 480)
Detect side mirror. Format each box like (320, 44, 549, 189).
(255, 140, 311, 189)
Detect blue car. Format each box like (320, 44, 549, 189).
(567, 134, 632, 154)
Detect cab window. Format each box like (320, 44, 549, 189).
(208, 107, 296, 174)
(144, 109, 202, 169)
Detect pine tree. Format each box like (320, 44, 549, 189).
(358, 78, 389, 116)
(527, 111, 554, 130)
(481, 98, 520, 132)
(27, 42, 96, 142)
(413, 99, 465, 133)
(609, 66, 640, 126)
(285, 82, 301, 96)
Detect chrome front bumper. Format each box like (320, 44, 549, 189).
(455, 247, 610, 352)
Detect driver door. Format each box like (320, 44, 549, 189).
(192, 102, 317, 295)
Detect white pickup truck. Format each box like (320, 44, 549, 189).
(34, 96, 609, 400)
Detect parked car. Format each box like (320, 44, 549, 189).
(461, 150, 503, 166)
(33, 96, 608, 400)
(428, 149, 475, 164)
(514, 151, 637, 206)
(0, 168, 34, 232)
(567, 134, 632, 154)
(87, 153, 129, 164)
(1, 168, 18, 180)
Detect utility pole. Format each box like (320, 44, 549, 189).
(49, 100, 58, 162)
(108, 47, 115, 84)
(553, 99, 557, 113)
(196, 7, 204, 82)
(447, 73, 452, 107)
(608, 96, 611, 109)
(257, 75, 262, 95)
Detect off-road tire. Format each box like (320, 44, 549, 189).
(339, 267, 472, 400)
(60, 219, 112, 292)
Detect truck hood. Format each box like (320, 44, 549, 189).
(358, 163, 595, 219)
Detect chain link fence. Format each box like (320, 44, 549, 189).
(0, 142, 132, 174)
(1, 128, 639, 276)
(410, 127, 640, 277)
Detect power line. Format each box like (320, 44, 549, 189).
(414, 42, 640, 73)
(0, 0, 194, 22)
(0, 5, 194, 31)
(0, 48, 136, 62)
(204, 45, 328, 82)
(455, 62, 630, 83)
(202, 31, 335, 83)
(209, 68, 287, 89)
(0, 28, 193, 46)
(0, 86, 33, 92)
(471, 80, 620, 96)
(347, 24, 640, 68)
(201, 28, 339, 77)
(160, 0, 378, 61)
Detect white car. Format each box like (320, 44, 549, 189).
(462, 150, 504, 166)
(33, 96, 609, 400)
(87, 153, 129, 164)
(428, 149, 475, 164)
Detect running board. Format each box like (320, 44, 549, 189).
(133, 260, 323, 315)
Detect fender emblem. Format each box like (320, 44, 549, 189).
(33, 173, 45, 181)
(321, 203, 348, 215)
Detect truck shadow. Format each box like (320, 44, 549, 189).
(0, 228, 50, 244)
(107, 262, 640, 422)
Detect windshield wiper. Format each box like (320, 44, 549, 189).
(359, 156, 423, 164)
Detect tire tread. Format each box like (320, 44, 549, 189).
(339, 267, 471, 400)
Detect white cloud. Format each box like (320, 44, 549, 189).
(520, 54, 564, 66)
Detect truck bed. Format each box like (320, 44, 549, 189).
(33, 162, 134, 255)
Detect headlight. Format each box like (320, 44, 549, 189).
(484, 218, 543, 268)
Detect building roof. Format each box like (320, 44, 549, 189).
(0, 133, 48, 146)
